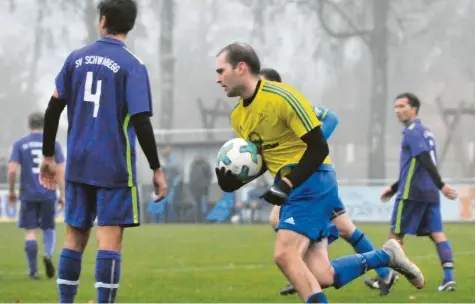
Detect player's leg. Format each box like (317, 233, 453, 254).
(40, 200, 57, 278)
(420, 203, 455, 291)
(57, 182, 95, 303)
(19, 201, 40, 279)
(274, 229, 326, 302)
(304, 237, 424, 291)
(94, 186, 140, 303)
(269, 205, 280, 229)
(332, 209, 397, 295)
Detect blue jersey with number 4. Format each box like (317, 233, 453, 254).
(55, 36, 153, 188)
(397, 119, 439, 203)
(9, 133, 65, 202)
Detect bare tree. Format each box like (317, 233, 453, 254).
(314, 0, 389, 180)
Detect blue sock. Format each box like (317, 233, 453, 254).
(95, 250, 121, 303)
(25, 240, 38, 275)
(57, 248, 82, 304)
(436, 241, 454, 282)
(43, 229, 55, 258)
(345, 228, 390, 279)
(331, 250, 390, 289)
(306, 292, 328, 303)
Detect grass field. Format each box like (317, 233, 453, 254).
(0, 223, 473, 303)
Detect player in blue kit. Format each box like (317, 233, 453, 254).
(364, 93, 458, 292)
(38, 0, 167, 303)
(8, 112, 65, 280)
(259, 68, 397, 296)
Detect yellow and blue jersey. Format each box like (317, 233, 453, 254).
(230, 80, 332, 178)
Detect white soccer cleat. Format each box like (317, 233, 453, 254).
(382, 239, 425, 289)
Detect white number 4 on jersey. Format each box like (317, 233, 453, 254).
(84, 71, 102, 117)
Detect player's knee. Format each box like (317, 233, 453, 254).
(25, 229, 37, 241)
(332, 213, 355, 238)
(97, 226, 123, 252)
(318, 267, 335, 288)
(430, 232, 447, 243)
(273, 248, 295, 268)
(64, 225, 90, 252)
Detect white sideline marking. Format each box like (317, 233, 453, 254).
(8, 251, 473, 276)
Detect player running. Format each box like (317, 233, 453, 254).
(215, 42, 424, 302)
(8, 112, 65, 280)
(364, 93, 458, 292)
(259, 68, 397, 296)
(39, 0, 167, 302)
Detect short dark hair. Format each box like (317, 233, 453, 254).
(395, 92, 421, 113)
(259, 68, 282, 82)
(97, 0, 137, 35)
(217, 43, 261, 75)
(29, 112, 44, 130)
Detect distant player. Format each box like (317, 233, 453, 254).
(38, 0, 167, 303)
(259, 68, 397, 296)
(365, 93, 458, 292)
(215, 42, 424, 303)
(8, 112, 65, 280)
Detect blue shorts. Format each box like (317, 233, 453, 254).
(276, 170, 341, 241)
(65, 182, 140, 229)
(19, 200, 56, 230)
(390, 199, 442, 236)
(327, 224, 340, 245)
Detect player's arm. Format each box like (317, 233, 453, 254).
(7, 143, 20, 204)
(314, 106, 339, 140)
(261, 91, 329, 205)
(7, 162, 18, 194)
(406, 131, 445, 189)
(131, 113, 161, 170)
(55, 142, 66, 203)
(42, 91, 66, 158)
(407, 130, 458, 199)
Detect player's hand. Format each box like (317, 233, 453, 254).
(39, 157, 58, 191)
(215, 167, 243, 192)
(58, 196, 65, 209)
(441, 184, 458, 200)
(260, 179, 292, 206)
(8, 191, 17, 207)
(153, 168, 168, 202)
(380, 187, 395, 202)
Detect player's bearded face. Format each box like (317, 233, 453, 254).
(216, 55, 245, 98)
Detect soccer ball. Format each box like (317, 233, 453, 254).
(216, 138, 263, 182)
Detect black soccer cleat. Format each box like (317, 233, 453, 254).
(43, 256, 55, 279)
(364, 277, 380, 290)
(29, 272, 41, 280)
(378, 270, 399, 296)
(279, 283, 297, 296)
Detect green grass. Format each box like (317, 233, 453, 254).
(0, 223, 473, 303)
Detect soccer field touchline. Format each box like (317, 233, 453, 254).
(6, 251, 473, 276)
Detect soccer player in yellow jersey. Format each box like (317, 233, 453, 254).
(214, 42, 424, 303)
(259, 68, 397, 297)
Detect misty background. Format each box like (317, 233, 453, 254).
(0, 0, 474, 183)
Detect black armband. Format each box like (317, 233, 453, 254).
(416, 151, 445, 189)
(42, 96, 66, 157)
(131, 112, 161, 170)
(285, 126, 329, 188)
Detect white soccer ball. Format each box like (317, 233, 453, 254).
(216, 138, 263, 182)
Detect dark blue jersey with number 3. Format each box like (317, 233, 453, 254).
(55, 36, 153, 188)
